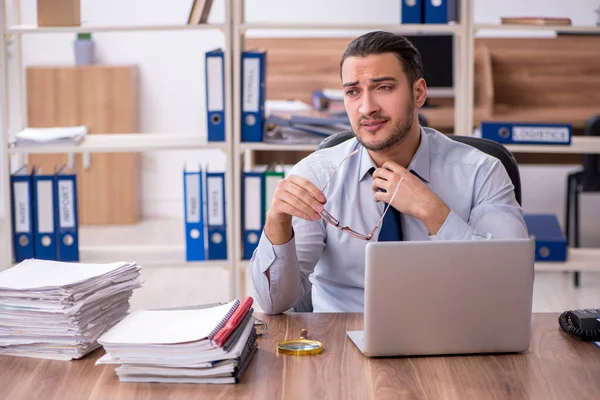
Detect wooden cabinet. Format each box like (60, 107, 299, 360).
(26, 65, 140, 225)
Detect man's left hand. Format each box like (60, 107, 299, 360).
(372, 161, 451, 235)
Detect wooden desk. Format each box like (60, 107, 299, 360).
(1, 313, 599, 400)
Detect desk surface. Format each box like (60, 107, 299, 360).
(1, 313, 599, 400)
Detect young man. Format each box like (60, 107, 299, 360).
(249, 31, 528, 314)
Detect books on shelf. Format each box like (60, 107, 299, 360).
(187, 0, 213, 24)
(183, 167, 228, 261)
(400, 0, 458, 24)
(0, 259, 142, 361)
(97, 297, 258, 384)
(500, 17, 572, 26)
(10, 164, 80, 263)
(477, 121, 572, 145)
(241, 165, 288, 259)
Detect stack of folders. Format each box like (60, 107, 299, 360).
(400, 0, 458, 24)
(10, 164, 80, 263)
(263, 114, 352, 145)
(182, 169, 227, 262)
(242, 166, 289, 260)
(0, 259, 141, 361)
(96, 297, 258, 384)
(10, 126, 88, 146)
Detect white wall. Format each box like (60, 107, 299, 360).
(5, 0, 600, 245)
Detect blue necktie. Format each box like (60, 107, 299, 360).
(370, 168, 403, 242)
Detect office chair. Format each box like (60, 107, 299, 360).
(293, 127, 523, 312)
(565, 115, 600, 288)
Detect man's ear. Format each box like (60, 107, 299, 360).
(413, 78, 427, 108)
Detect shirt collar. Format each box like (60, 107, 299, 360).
(358, 126, 430, 183)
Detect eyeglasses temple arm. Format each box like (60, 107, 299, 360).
(371, 176, 403, 236)
(321, 149, 359, 193)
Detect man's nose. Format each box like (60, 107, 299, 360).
(358, 91, 380, 117)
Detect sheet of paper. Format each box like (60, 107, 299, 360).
(0, 259, 136, 291)
(98, 301, 238, 346)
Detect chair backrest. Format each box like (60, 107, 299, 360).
(317, 130, 522, 206)
(582, 115, 600, 191)
(449, 135, 522, 206)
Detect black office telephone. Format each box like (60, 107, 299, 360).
(558, 309, 600, 341)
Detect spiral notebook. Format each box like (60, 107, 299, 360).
(97, 299, 239, 346)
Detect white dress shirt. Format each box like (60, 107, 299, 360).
(249, 127, 529, 314)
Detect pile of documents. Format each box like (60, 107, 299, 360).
(97, 297, 258, 384)
(264, 114, 351, 144)
(10, 126, 88, 146)
(0, 259, 141, 360)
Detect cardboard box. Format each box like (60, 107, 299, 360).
(37, 0, 80, 27)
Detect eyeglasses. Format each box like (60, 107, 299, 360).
(318, 149, 402, 240)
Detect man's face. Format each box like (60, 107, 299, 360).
(341, 53, 416, 152)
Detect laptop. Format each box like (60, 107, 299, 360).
(347, 238, 535, 357)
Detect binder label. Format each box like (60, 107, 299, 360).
(58, 180, 75, 229)
(207, 176, 224, 226)
(244, 176, 262, 231)
(513, 127, 570, 143)
(13, 182, 30, 233)
(37, 180, 54, 233)
(265, 175, 283, 215)
(243, 58, 260, 113)
(185, 174, 201, 223)
(207, 56, 224, 111)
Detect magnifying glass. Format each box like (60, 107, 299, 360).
(277, 329, 324, 356)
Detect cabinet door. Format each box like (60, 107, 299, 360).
(26, 65, 140, 225)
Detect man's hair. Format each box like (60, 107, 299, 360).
(340, 31, 424, 87)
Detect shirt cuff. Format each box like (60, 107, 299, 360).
(429, 210, 473, 241)
(255, 229, 297, 274)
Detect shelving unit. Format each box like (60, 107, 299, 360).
(0, 0, 240, 298)
(474, 23, 600, 33)
(240, 22, 465, 34)
(5, 23, 227, 34)
(2, 1, 599, 301)
(7, 133, 229, 154)
(229, 1, 599, 296)
(473, 21, 600, 156)
(239, 143, 319, 152)
(506, 137, 600, 155)
(231, 0, 477, 296)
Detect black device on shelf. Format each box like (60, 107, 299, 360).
(404, 33, 454, 99)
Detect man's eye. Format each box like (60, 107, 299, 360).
(345, 89, 357, 96)
(379, 85, 392, 91)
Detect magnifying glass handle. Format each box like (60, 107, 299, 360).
(300, 329, 308, 340)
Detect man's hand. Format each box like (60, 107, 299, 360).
(264, 175, 327, 246)
(371, 161, 450, 235)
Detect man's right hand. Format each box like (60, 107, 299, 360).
(264, 175, 327, 246)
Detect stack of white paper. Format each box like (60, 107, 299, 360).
(97, 302, 258, 384)
(10, 126, 88, 146)
(0, 259, 141, 361)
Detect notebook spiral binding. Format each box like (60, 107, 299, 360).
(208, 299, 240, 339)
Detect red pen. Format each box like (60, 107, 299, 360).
(212, 296, 254, 347)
